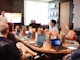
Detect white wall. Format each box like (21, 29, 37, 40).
(73, 0, 80, 28)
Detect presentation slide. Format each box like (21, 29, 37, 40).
(5, 13, 22, 23)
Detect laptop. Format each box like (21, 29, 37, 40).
(27, 31, 32, 39)
(36, 34, 46, 47)
(29, 34, 46, 48)
(50, 39, 67, 50)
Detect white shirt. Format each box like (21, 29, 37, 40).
(0, 15, 7, 23)
(49, 25, 59, 33)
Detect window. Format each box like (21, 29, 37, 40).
(24, 0, 48, 25)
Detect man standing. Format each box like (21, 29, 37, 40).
(0, 10, 7, 23)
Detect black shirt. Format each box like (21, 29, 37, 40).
(0, 37, 22, 60)
(7, 32, 18, 44)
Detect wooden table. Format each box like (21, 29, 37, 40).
(19, 36, 79, 60)
(22, 38, 79, 54)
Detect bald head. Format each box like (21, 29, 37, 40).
(0, 22, 9, 34)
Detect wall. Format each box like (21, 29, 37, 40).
(73, 0, 80, 28)
(60, 1, 70, 34)
(0, 0, 74, 26)
(0, 0, 24, 14)
(13, 0, 24, 14)
(0, 0, 13, 12)
(60, 0, 73, 23)
(0, 0, 24, 25)
(12, 0, 24, 25)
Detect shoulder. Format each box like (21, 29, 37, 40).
(8, 32, 14, 35)
(0, 41, 9, 46)
(54, 26, 58, 29)
(7, 32, 18, 43)
(67, 30, 77, 40)
(7, 32, 15, 38)
(71, 46, 80, 60)
(0, 37, 12, 42)
(68, 30, 76, 35)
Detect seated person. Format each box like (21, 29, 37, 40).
(15, 25, 20, 31)
(29, 20, 41, 31)
(29, 20, 36, 28)
(37, 27, 44, 35)
(19, 27, 27, 36)
(14, 25, 21, 36)
(25, 29, 59, 52)
(65, 23, 77, 40)
(62, 45, 80, 60)
(49, 19, 59, 34)
(7, 23, 38, 56)
(0, 22, 23, 60)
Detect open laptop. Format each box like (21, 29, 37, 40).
(29, 34, 46, 48)
(50, 39, 67, 51)
(36, 34, 46, 47)
(27, 31, 32, 39)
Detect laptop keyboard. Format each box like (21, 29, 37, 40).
(29, 43, 42, 48)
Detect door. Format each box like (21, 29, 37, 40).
(60, 1, 70, 34)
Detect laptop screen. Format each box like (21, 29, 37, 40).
(27, 32, 32, 38)
(50, 39, 61, 46)
(37, 34, 46, 47)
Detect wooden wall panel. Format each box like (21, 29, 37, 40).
(60, 1, 70, 34)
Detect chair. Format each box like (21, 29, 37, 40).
(0, 41, 34, 60)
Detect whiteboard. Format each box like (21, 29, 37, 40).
(5, 13, 22, 23)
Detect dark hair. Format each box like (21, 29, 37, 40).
(8, 23, 13, 32)
(68, 23, 73, 30)
(51, 19, 56, 25)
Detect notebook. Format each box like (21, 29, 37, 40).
(50, 39, 67, 50)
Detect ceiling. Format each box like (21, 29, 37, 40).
(25, 0, 60, 2)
